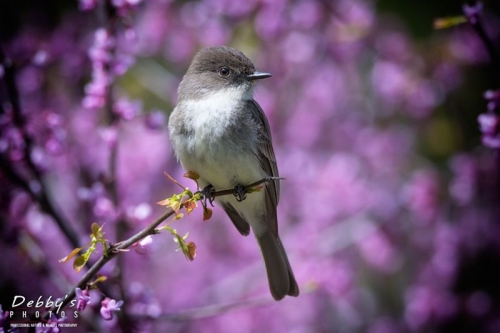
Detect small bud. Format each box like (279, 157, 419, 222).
(185, 242, 197, 261)
(132, 235, 153, 255)
(203, 207, 212, 221)
(75, 288, 91, 312)
(184, 171, 200, 180)
(184, 200, 197, 214)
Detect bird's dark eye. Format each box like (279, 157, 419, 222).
(218, 67, 230, 77)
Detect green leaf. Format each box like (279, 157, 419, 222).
(59, 247, 82, 263)
(73, 255, 87, 273)
(433, 16, 467, 30)
(90, 274, 108, 286)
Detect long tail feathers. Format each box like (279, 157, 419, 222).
(257, 230, 299, 300)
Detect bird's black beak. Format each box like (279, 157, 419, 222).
(247, 72, 272, 80)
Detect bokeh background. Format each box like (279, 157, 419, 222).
(1, 0, 500, 332)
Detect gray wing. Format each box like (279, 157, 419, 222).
(221, 202, 250, 236)
(247, 99, 280, 236)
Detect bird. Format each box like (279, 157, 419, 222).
(168, 46, 299, 300)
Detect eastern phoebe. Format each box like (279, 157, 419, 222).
(168, 46, 299, 300)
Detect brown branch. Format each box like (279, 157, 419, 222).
(208, 176, 285, 199)
(0, 47, 82, 249)
(43, 207, 175, 319)
(43, 176, 282, 319)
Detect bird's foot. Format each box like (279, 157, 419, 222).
(233, 184, 247, 202)
(197, 185, 215, 209)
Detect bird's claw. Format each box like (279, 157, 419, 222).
(233, 184, 247, 202)
(197, 185, 215, 209)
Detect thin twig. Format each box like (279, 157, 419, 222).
(208, 176, 285, 199)
(0, 47, 81, 249)
(43, 208, 175, 319)
(43, 176, 281, 318)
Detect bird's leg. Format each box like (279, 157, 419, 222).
(233, 184, 247, 202)
(198, 184, 215, 209)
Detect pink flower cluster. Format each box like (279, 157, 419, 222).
(1, 0, 499, 332)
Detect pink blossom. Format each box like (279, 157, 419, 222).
(100, 298, 124, 321)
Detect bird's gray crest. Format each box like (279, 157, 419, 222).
(179, 46, 262, 99)
(188, 46, 256, 76)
